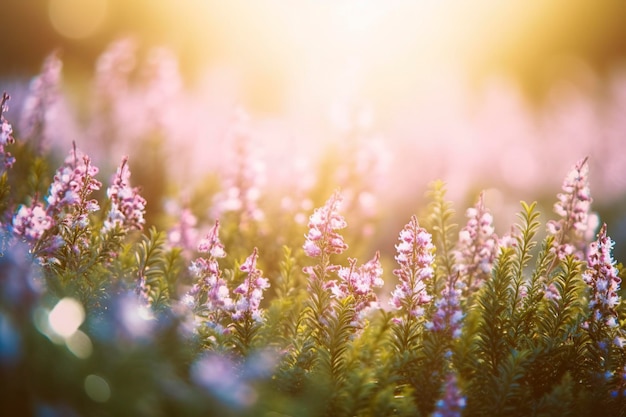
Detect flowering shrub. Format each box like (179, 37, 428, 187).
(1, 54, 626, 417)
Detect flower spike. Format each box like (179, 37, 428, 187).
(547, 157, 596, 260)
(303, 191, 348, 259)
(390, 215, 434, 318)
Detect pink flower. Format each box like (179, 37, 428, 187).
(303, 191, 348, 258)
(332, 252, 384, 315)
(198, 220, 226, 258)
(583, 224, 621, 333)
(232, 248, 270, 322)
(547, 157, 595, 260)
(426, 275, 464, 340)
(104, 156, 146, 232)
(185, 221, 232, 330)
(389, 216, 434, 318)
(0, 93, 15, 172)
(46, 144, 102, 214)
(12, 202, 53, 242)
(455, 192, 498, 295)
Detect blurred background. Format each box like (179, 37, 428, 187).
(1, 0, 626, 257)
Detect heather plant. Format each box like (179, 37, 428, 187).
(2, 69, 626, 417)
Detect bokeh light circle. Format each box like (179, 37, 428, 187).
(48, 0, 108, 39)
(84, 374, 111, 403)
(48, 297, 85, 338)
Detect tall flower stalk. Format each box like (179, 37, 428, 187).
(583, 223, 623, 347)
(103, 156, 146, 233)
(24, 143, 102, 268)
(302, 191, 348, 326)
(547, 157, 596, 262)
(455, 192, 498, 299)
(301, 191, 352, 388)
(185, 220, 232, 334)
(231, 247, 270, 355)
(389, 215, 435, 353)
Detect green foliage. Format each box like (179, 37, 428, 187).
(135, 226, 170, 309)
(426, 179, 457, 289)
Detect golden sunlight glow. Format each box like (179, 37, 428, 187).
(49, 0, 108, 39)
(159, 0, 553, 113)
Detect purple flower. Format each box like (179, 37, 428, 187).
(303, 191, 348, 258)
(104, 156, 146, 232)
(583, 224, 621, 333)
(432, 372, 466, 417)
(547, 157, 595, 260)
(426, 275, 464, 340)
(331, 252, 384, 316)
(455, 192, 498, 295)
(185, 221, 232, 330)
(198, 220, 226, 259)
(12, 202, 53, 242)
(0, 93, 15, 172)
(232, 248, 270, 322)
(389, 216, 434, 318)
(46, 144, 102, 215)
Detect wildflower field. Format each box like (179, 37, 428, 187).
(1, 47, 626, 417)
(2, 5, 626, 416)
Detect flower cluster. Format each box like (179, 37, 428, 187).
(46, 144, 102, 216)
(426, 275, 464, 339)
(0, 93, 15, 172)
(583, 224, 622, 334)
(103, 156, 146, 232)
(11, 144, 101, 254)
(455, 192, 498, 296)
(389, 215, 434, 318)
(232, 247, 270, 322)
(185, 221, 232, 329)
(547, 157, 596, 259)
(303, 191, 348, 259)
(326, 251, 384, 316)
(11, 202, 52, 242)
